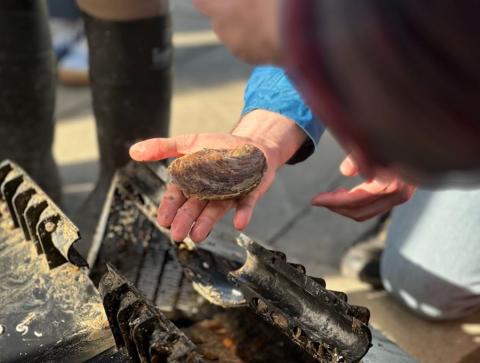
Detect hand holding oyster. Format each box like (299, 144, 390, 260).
(168, 144, 267, 200)
(128, 122, 297, 242)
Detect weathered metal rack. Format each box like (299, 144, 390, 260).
(0, 160, 416, 363)
(91, 162, 372, 362)
(99, 264, 204, 363)
(0, 160, 86, 268)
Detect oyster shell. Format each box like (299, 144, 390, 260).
(168, 144, 266, 200)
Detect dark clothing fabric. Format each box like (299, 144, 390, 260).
(285, 0, 480, 185)
(48, 0, 80, 20)
(242, 66, 324, 164)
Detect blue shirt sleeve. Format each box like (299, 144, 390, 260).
(242, 66, 324, 163)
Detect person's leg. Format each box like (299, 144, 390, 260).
(73, 0, 172, 255)
(381, 189, 480, 319)
(0, 0, 61, 201)
(78, 0, 171, 174)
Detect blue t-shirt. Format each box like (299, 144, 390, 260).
(242, 66, 324, 163)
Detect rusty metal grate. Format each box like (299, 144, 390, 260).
(99, 264, 204, 363)
(0, 160, 87, 269)
(0, 160, 416, 363)
(0, 160, 113, 362)
(89, 162, 372, 362)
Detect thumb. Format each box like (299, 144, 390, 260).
(339, 155, 359, 177)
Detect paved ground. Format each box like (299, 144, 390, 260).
(51, 2, 480, 362)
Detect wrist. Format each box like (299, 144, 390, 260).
(232, 109, 307, 168)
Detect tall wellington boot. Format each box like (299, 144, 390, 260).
(75, 9, 172, 257)
(0, 0, 61, 202)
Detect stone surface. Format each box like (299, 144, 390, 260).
(326, 276, 480, 363)
(55, 84, 92, 120)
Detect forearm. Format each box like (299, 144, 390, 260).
(240, 66, 324, 164)
(232, 110, 307, 168)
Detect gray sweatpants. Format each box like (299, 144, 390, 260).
(381, 188, 480, 320)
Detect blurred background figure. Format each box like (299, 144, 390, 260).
(0, 1, 60, 200)
(48, 0, 89, 86)
(0, 0, 172, 256)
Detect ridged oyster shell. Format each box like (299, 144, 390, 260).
(168, 144, 266, 200)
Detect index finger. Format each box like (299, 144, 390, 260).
(129, 135, 196, 161)
(129, 133, 249, 162)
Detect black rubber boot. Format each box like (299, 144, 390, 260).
(76, 10, 172, 257)
(0, 0, 61, 202)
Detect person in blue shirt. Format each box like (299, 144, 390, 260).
(131, 66, 414, 241)
(244, 67, 480, 321)
(131, 66, 480, 321)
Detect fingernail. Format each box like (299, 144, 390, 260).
(130, 143, 146, 158)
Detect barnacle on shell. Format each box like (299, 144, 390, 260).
(168, 144, 267, 200)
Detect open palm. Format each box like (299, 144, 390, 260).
(130, 133, 277, 242)
(312, 156, 416, 221)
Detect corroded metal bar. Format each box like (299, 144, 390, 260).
(0, 160, 86, 268)
(0, 163, 114, 362)
(229, 234, 372, 363)
(178, 234, 372, 363)
(89, 162, 206, 321)
(99, 264, 204, 363)
(99, 162, 373, 362)
(24, 194, 49, 255)
(12, 182, 36, 240)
